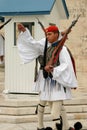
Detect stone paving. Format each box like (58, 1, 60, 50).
(0, 122, 53, 130)
(0, 122, 38, 130)
(0, 123, 35, 130)
(0, 120, 86, 130)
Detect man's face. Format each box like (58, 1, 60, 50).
(17, 24, 25, 32)
(46, 32, 59, 43)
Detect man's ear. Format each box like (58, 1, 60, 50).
(55, 32, 59, 38)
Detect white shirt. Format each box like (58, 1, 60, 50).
(17, 28, 78, 101)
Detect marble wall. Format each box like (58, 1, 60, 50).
(60, 0, 87, 93)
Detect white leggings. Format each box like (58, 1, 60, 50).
(37, 100, 69, 130)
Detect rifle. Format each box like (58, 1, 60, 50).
(47, 15, 80, 67)
(36, 17, 46, 36)
(0, 18, 12, 30)
(36, 17, 49, 79)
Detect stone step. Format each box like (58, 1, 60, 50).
(0, 113, 87, 123)
(65, 105, 87, 113)
(0, 95, 87, 107)
(0, 106, 49, 115)
(64, 98, 87, 105)
(0, 94, 86, 130)
(0, 97, 39, 107)
(0, 105, 87, 115)
(68, 113, 87, 120)
(0, 113, 86, 123)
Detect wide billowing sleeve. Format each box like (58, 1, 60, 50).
(17, 28, 45, 63)
(52, 46, 78, 88)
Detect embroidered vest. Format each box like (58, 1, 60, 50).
(46, 46, 60, 67)
(38, 46, 60, 69)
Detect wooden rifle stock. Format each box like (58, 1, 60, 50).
(36, 17, 46, 36)
(47, 34, 67, 66)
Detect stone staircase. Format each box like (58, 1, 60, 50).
(0, 66, 87, 129)
(0, 94, 86, 129)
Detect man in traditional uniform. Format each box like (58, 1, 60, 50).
(17, 24, 78, 130)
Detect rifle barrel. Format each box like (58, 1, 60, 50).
(67, 14, 81, 34)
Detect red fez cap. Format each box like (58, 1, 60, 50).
(45, 26, 59, 33)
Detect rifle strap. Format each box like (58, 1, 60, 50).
(66, 46, 76, 76)
(34, 58, 38, 82)
(52, 34, 67, 64)
(53, 45, 76, 77)
(43, 38, 48, 67)
(43, 38, 49, 79)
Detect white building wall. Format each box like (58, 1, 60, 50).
(5, 16, 37, 93)
(4, 1, 68, 93)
